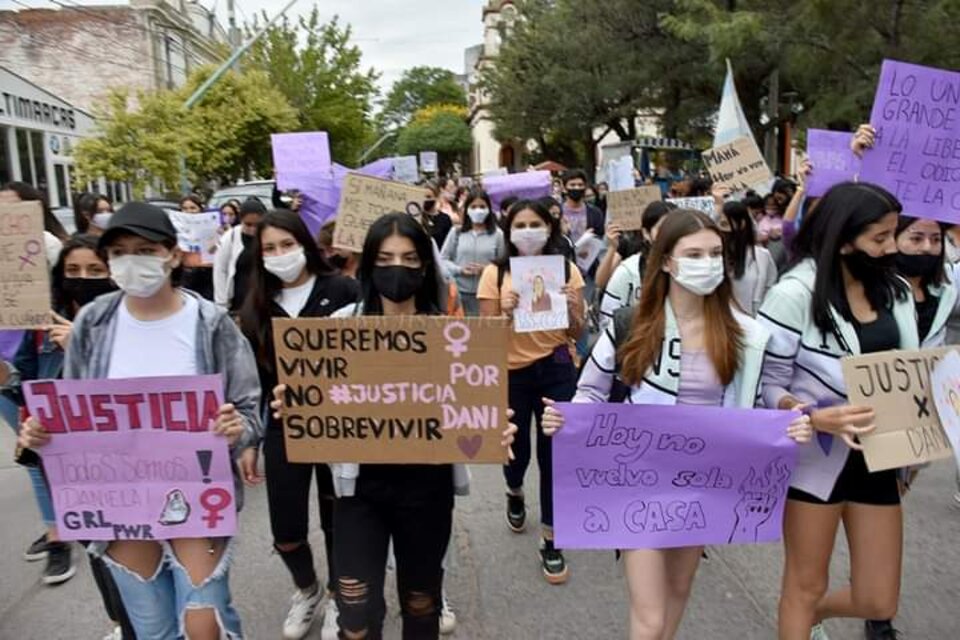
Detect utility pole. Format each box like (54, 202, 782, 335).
(764, 66, 780, 173)
(358, 131, 398, 165)
(179, 0, 298, 193)
(227, 0, 240, 51)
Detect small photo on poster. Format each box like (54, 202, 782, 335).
(510, 255, 568, 333)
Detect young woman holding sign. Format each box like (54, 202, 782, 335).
(239, 210, 360, 640)
(476, 199, 585, 584)
(541, 209, 811, 640)
(18, 202, 261, 640)
(271, 211, 517, 640)
(439, 188, 505, 315)
(757, 182, 918, 640)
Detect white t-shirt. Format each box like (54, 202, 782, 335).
(275, 276, 316, 318)
(107, 293, 200, 378)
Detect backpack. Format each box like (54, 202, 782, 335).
(607, 306, 634, 403)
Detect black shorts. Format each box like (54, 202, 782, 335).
(787, 450, 901, 506)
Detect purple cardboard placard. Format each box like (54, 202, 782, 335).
(0, 330, 24, 361)
(806, 130, 858, 197)
(23, 375, 236, 541)
(271, 132, 332, 191)
(484, 171, 552, 211)
(552, 403, 797, 550)
(860, 59, 960, 223)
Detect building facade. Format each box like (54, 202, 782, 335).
(466, 0, 523, 177)
(0, 0, 227, 113)
(0, 66, 99, 209)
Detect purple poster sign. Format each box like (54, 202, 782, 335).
(861, 59, 960, 223)
(552, 403, 797, 550)
(299, 160, 403, 236)
(806, 129, 858, 197)
(483, 170, 552, 211)
(23, 375, 236, 541)
(271, 132, 332, 191)
(0, 329, 24, 361)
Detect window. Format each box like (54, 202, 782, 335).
(54, 164, 68, 208)
(0, 126, 10, 185)
(31, 131, 47, 191)
(16, 128, 32, 183)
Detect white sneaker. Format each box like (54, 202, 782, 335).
(283, 588, 323, 640)
(319, 596, 339, 640)
(101, 627, 122, 640)
(440, 597, 457, 635)
(810, 622, 830, 640)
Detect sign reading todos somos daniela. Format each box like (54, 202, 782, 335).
(552, 403, 797, 550)
(23, 375, 236, 541)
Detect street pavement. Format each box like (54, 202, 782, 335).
(2, 421, 959, 639)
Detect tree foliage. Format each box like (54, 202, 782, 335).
(396, 105, 473, 171)
(380, 66, 468, 129)
(246, 6, 380, 165)
(73, 67, 297, 196)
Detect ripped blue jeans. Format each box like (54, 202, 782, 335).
(102, 538, 242, 639)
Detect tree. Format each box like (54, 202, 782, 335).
(481, 0, 718, 176)
(73, 88, 186, 197)
(380, 66, 468, 129)
(246, 6, 380, 166)
(396, 104, 473, 171)
(179, 66, 298, 182)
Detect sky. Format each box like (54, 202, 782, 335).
(2, 0, 489, 94)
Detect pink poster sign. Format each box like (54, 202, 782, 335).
(23, 375, 236, 541)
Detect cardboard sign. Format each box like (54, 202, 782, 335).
(393, 156, 420, 183)
(552, 403, 797, 550)
(274, 316, 510, 464)
(861, 60, 960, 224)
(666, 196, 716, 216)
(168, 210, 220, 266)
(510, 255, 569, 333)
(702, 136, 773, 192)
(332, 174, 424, 253)
(23, 375, 235, 541)
(931, 350, 960, 472)
(805, 129, 858, 197)
(0, 201, 51, 328)
(483, 170, 552, 212)
(607, 186, 663, 231)
(271, 132, 332, 191)
(419, 151, 438, 173)
(841, 347, 955, 471)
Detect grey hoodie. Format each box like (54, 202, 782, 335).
(440, 227, 506, 294)
(64, 289, 263, 510)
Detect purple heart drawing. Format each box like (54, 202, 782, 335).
(457, 435, 483, 459)
(817, 432, 834, 456)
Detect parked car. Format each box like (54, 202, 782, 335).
(209, 180, 275, 210)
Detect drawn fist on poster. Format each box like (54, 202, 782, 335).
(728, 457, 790, 544)
(159, 489, 191, 526)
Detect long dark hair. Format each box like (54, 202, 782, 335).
(2, 181, 68, 240)
(896, 214, 947, 289)
(74, 192, 96, 233)
(791, 182, 907, 338)
(239, 209, 334, 368)
(360, 212, 443, 315)
(51, 234, 108, 315)
(722, 201, 756, 279)
(496, 199, 567, 271)
(459, 188, 497, 233)
(620, 209, 743, 386)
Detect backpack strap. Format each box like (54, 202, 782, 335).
(608, 306, 635, 403)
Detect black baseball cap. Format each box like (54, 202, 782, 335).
(99, 201, 178, 249)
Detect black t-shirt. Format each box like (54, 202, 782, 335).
(854, 306, 900, 354)
(424, 212, 453, 248)
(916, 293, 939, 342)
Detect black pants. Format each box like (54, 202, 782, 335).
(264, 426, 336, 591)
(505, 347, 578, 527)
(335, 465, 454, 640)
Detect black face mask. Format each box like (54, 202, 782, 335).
(566, 188, 585, 202)
(372, 265, 425, 303)
(62, 277, 117, 312)
(329, 254, 348, 270)
(843, 251, 897, 283)
(896, 252, 941, 278)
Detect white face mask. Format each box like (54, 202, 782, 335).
(512, 227, 549, 256)
(672, 256, 725, 296)
(467, 207, 489, 225)
(946, 235, 960, 264)
(264, 246, 307, 283)
(109, 255, 171, 298)
(92, 212, 112, 229)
